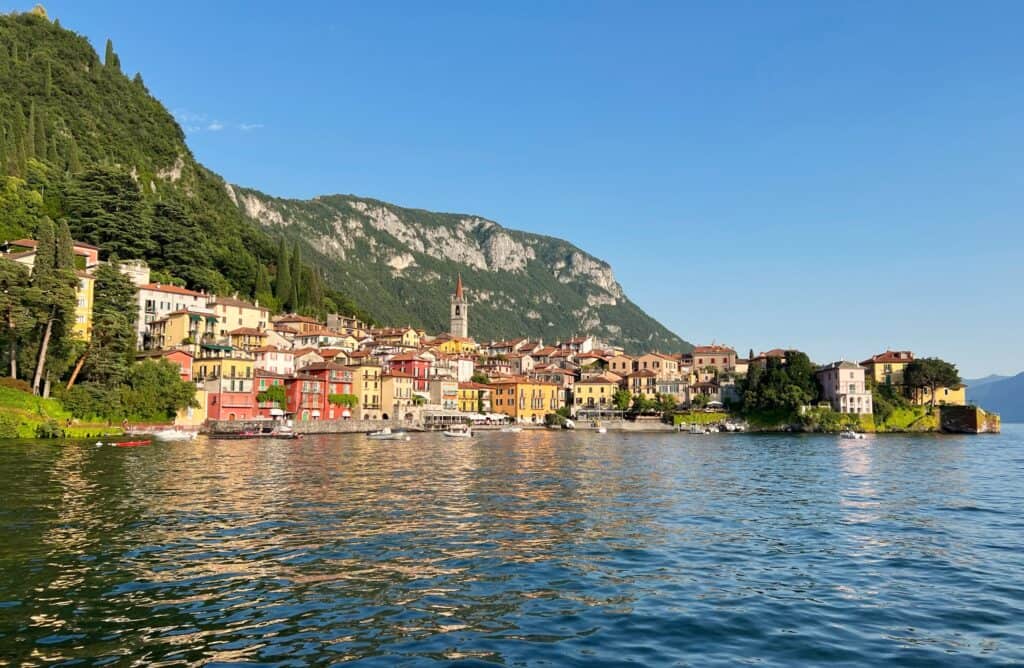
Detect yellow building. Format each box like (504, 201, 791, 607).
(458, 382, 492, 413)
(194, 345, 255, 385)
(175, 388, 208, 428)
(861, 350, 915, 386)
(574, 375, 620, 411)
(488, 377, 559, 423)
(148, 309, 219, 353)
(228, 327, 269, 350)
(436, 336, 479, 355)
(381, 371, 415, 421)
(626, 369, 658, 399)
(73, 271, 95, 341)
(372, 327, 421, 348)
(910, 384, 967, 406)
(347, 362, 382, 420)
(208, 296, 270, 338)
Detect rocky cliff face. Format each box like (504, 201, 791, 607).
(228, 186, 691, 353)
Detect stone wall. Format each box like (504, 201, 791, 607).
(939, 406, 1001, 434)
(206, 419, 420, 435)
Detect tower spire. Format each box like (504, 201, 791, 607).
(455, 273, 464, 300)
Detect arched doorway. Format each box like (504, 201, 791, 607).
(228, 413, 236, 421)
(382, 413, 389, 420)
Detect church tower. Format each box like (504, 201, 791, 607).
(450, 273, 468, 338)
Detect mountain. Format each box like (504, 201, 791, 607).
(0, 9, 689, 353)
(966, 372, 1024, 422)
(964, 374, 1009, 388)
(229, 188, 691, 352)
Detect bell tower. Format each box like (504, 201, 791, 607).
(450, 273, 468, 338)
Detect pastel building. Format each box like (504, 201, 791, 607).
(816, 361, 873, 415)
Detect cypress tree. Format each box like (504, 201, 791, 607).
(274, 239, 292, 310)
(290, 241, 302, 311)
(33, 106, 46, 160)
(66, 133, 81, 173)
(26, 101, 36, 158)
(104, 38, 120, 73)
(45, 60, 52, 97)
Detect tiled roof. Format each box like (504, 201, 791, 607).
(209, 296, 263, 309)
(861, 350, 914, 365)
(693, 345, 736, 355)
(228, 327, 266, 336)
(139, 283, 207, 297)
(458, 381, 491, 390)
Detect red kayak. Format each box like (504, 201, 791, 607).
(115, 440, 152, 447)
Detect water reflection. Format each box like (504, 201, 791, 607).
(0, 428, 1022, 665)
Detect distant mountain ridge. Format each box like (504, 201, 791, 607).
(229, 187, 692, 353)
(967, 372, 1024, 423)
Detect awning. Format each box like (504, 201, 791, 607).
(311, 410, 321, 417)
(269, 408, 285, 416)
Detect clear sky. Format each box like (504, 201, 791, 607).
(19, 1, 1024, 377)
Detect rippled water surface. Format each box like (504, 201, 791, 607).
(2, 426, 1024, 665)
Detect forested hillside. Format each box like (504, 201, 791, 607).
(0, 8, 364, 319)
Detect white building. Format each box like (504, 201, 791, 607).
(251, 346, 295, 377)
(816, 361, 873, 415)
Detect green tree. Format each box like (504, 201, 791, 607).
(470, 370, 489, 384)
(904, 358, 961, 409)
(69, 260, 137, 388)
(290, 240, 302, 311)
(65, 166, 151, 259)
(119, 359, 197, 421)
(26, 218, 76, 394)
(612, 388, 631, 411)
(0, 259, 32, 378)
(631, 394, 656, 414)
(257, 383, 286, 408)
(656, 393, 678, 414)
(104, 38, 120, 72)
(274, 239, 292, 310)
(328, 393, 359, 408)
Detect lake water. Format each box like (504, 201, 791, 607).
(1, 426, 1023, 666)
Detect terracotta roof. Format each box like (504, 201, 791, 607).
(9, 238, 100, 251)
(384, 370, 415, 378)
(861, 350, 914, 365)
(488, 376, 558, 387)
(389, 351, 427, 362)
(228, 327, 266, 336)
(139, 283, 207, 297)
(458, 381, 491, 390)
(693, 345, 736, 355)
(274, 314, 320, 324)
(577, 374, 620, 385)
(209, 296, 263, 309)
(301, 361, 353, 372)
(628, 369, 658, 378)
(455, 273, 464, 300)
(255, 369, 292, 379)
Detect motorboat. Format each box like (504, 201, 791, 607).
(500, 426, 523, 433)
(840, 430, 866, 440)
(443, 427, 474, 438)
(563, 419, 576, 430)
(368, 427, 411, 441)
(597, 427, 607, 434)
(152, 429, 197, 442)
(95, 439, 152, 447)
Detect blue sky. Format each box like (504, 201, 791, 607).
(21, 1, 1024, 377)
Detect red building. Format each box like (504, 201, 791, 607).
(137, 349, 194, 382)
(297, 362, 355, 420)
(255, 369, 290, 419)
(387, 352, 432, 393)
(285, 374, 326, 422)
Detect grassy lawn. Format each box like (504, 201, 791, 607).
(877, 406, 938, 432)
(0, 386, 122, 439)
(672, 411, 731, 425)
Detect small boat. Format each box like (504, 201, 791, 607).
(114, 440, 152, 448)
(500, 426, 522, 433)
(152, 429, 197, 442)
(563, 419, 576, 430)
(840, 430, 866, 440)
(443, 427, 473, 438)
(597, 427, 607, 434)
(368, 427, 410, 441)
